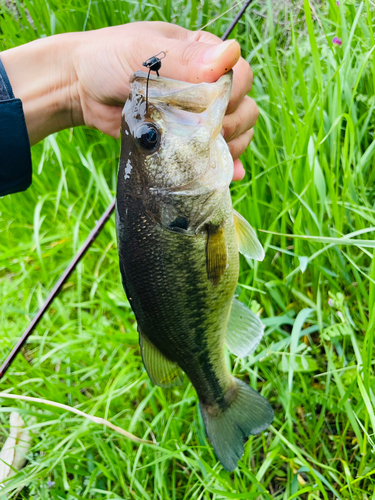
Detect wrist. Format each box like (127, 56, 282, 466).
(1, 34, 82, 145)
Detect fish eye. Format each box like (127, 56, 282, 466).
(135, 123, 161, 153)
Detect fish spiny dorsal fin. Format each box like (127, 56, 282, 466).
(139, 330, 184, 388)
(233, 210, 265, 262)
(206, 222, 228, 286)
(226, 297, 264, 358)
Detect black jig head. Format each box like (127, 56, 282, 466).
(142, 51, 166, 112)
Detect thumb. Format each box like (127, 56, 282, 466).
(157, 38, 241, 84)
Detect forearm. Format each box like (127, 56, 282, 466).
(1, 34, 81, 145)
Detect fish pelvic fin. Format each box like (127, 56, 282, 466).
(139, 330, 184, 388)
(233, 210, 265, 262)
(200, 378, 274, 471)
(226, 297, 264, 358)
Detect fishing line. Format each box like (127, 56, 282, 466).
(0, 0, 256, 380)
(199, 0, 249, 32)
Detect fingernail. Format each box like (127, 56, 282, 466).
(202, 40, 238, 65)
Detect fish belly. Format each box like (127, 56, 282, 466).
(117, 195, 239, 408)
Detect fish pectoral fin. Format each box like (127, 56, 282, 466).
(226, 297, 264, 358)
(233, 210, 265, 262)
(206, 222, 228, 286)
(139, 331, 184, 388)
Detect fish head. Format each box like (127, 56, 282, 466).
(120, 71, 234, 191)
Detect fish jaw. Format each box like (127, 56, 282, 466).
(129, 70, 232, 116)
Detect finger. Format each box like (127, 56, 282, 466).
(148, 36, 252, 113)
(233, 159, 246, 181)
(191, 30, 253, 113)
(160, 38, 241, 83)
(228, 128, 254, 161)
(222, 96, 259, 142)
(128, 25, 241, 84)
(183, 29, 254, 113)
(83, 100, 123, 138)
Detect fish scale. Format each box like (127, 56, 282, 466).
(117, 193, 238, 406)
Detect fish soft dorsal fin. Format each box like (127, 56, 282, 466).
(206, 222, 228, 286)
(233, 210, 265, 262)
(139, 330, 184, 387)
(226, 298, 264, 357)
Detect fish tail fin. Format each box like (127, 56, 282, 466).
(199, 378, 274, 471)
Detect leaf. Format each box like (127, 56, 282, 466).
(278, 355, 318, 373)
(298, 256, 309, 273)
(208, 490, 261, 499)
(261, 228, 375, 248)
(0, 393, 153, 445)
(0, 412, 32, 487)
(289, 308, 314, 391)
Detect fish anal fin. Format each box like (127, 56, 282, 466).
(226, 297, 264, 357)
(233, 210, 265, 262)
(139, 331, 184, 388)
(206, 222, 228, 286)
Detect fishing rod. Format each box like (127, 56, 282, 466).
(0, 0, 255, 380)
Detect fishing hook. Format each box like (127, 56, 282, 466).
(142, 51, 166, 112)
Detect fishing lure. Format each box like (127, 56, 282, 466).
(142, 51, 167, 112)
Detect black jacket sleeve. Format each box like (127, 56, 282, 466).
(0, 58, 32, 197)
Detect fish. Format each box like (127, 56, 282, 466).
(116, 70, 274, 471)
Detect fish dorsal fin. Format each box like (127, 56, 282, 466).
(226, 297, 264, 358)
(233, 210, 265, 262)
(139, 330, 184, 388)
(206, 222, 228, 286)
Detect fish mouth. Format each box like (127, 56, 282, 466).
(129, 71, 233, 114)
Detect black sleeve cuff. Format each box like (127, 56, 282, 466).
(0, 59, 32, 197)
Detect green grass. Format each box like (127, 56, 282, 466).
(1, 0, 375, 497)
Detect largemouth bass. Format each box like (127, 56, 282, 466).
(116, 70, 274, 471)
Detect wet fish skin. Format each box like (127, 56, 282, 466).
(117, 189, 238, 404)
(116, 71, 273, 471)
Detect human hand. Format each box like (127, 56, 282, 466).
(2, 22, 258, 181)
(72, 22, 258, 181)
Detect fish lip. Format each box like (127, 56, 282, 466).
(129, 70, 233, 88)
(129, 71, 233, 114)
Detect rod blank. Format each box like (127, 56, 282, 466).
(0, 200, 116, 379)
